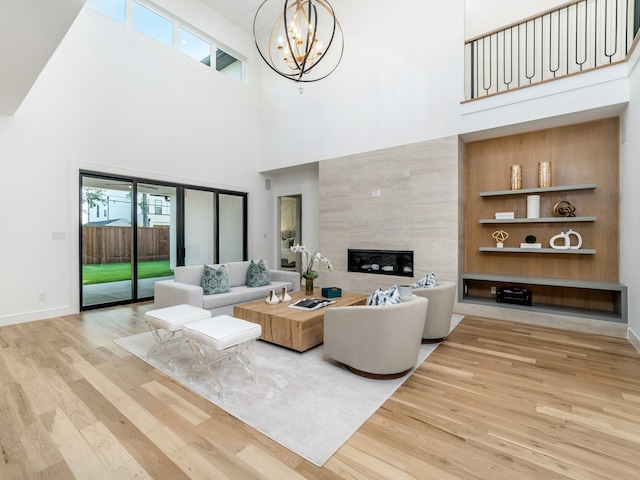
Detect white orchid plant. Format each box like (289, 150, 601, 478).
(290, 244, 333, 279)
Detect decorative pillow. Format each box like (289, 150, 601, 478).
(247, 259, 271, 287)
(413, 272, 437, 289)
(201, 264, 231, 295)
(366, 284, 402, 306)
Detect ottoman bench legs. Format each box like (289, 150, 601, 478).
(181, 315, 262, 400)
(144, 304, 211, 371)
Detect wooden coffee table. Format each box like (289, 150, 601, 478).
(233, 288, 368, 352)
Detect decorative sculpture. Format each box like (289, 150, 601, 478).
(280, 286, 292, 303)
(553, 201, 576, 217)
(550, 229, 582, 249)
(492, 230, 509, 248)
(266, 289, 280, 304)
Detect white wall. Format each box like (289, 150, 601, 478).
(0, 4, 270, 324)
(256, 0, 467, 171)
(620, 46, 640, 347)
(465, 0, 568, 38)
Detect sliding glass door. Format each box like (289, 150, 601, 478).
(136, 183, 177, 299)
(219, 193, 246, 262)
(184, 188, 216, 266)
(183, 189, 247, 265)
(80, 172, 247, 310)
(81, 176, 134, 307)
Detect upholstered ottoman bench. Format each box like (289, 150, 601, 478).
(144, 304, 211, 371)
(181, 315, 262, 400)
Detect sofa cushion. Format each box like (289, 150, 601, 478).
(366, 284, 402, 306)
(227, 261, 251, 287)
(247, 259, 271, 287)
(413, 272, 437, 289)
(175, 265, 205, 286)
(202, 282, 291, 310)
(201, 264, 231, 295)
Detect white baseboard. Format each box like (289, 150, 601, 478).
(628, 327, 640, 354)
(0, 306, 75, 327)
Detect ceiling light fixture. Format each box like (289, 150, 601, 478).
(253, 0, 344, 83)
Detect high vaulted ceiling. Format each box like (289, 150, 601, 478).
(0, 0, 87, 115)
(0, 0, 267, 116)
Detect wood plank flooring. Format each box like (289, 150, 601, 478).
(1, 303, 639, 479)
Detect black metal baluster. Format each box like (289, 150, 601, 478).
(525, 20, 536, 84)
(503, 27, 514, 90)
(576, 1, 588, 71)
(604, 0, 619, 62)
(482, 35, 492, 95)
(470, 41, 476, 99)
(550, 11, 561, 77)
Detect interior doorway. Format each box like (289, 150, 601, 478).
(278, 195, 301, 272)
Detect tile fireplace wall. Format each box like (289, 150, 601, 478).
(319, 136, 462, 295)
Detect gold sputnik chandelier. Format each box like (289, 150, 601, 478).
(253, 0, 344, 83)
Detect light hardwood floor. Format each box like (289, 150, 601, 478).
(1, 303, 639, 479)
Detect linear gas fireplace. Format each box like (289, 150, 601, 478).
(348, 249, 414, 277)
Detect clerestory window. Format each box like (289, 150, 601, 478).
(85, 0, 245, 83)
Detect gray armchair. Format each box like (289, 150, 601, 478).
(323, 296, 429, 379)
(412, 281, 456, 343)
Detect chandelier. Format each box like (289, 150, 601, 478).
(253, 0, 344, 83)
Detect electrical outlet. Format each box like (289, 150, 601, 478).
(490, 286, 497, 294)
(38, 293, 47, 301)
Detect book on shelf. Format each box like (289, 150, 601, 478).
(520, 243, 542, 249)
(289, 298, 336, 311)
(495, 212, 515, 219)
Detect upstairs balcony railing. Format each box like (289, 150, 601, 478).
(465, 0, 640, 100)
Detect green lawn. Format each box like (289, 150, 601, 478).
(83, 260, 173, 285)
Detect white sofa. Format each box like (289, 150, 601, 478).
(154, 261, 300, 317)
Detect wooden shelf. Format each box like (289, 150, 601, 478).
(460, 273, 627, 324)
(480, 183, 597, 197)
(480, 216, 596, 224)
(479, 247, 596, 254)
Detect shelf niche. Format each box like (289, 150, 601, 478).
(462, 118, 622, 322)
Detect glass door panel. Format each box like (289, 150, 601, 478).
(81, 176, 133, 308)
(184, 189, 215, 266)
(219, 193, 245, 263)
(136, 183, 176, 299)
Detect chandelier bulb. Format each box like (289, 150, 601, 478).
(298, 86, 304, 94)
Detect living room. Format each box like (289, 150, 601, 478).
(1, 0, 639, 477)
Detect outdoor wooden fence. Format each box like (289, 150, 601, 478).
(82, 225, 170, 264)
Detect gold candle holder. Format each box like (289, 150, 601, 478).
(538, 161, 551, 188)
(510, 165, 522, 190)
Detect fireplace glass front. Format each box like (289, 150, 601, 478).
(348, 249, 414, 277)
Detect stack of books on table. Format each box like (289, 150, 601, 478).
(495, 212, 515, 220)
(289, 298, 336, 311)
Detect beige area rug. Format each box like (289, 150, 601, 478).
(114, 314, 463, 467)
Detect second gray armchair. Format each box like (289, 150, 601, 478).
(412, 280, 456, 343)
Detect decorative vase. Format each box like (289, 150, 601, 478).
(398, 285, 413, 299)
(538, 161, 552, 188)
(510, 165, 522, 190)
(305, 278, 314, 295)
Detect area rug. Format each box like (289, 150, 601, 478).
(114, 314, 463, 467)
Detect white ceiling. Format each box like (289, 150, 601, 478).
(199, 0, 265, 34)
